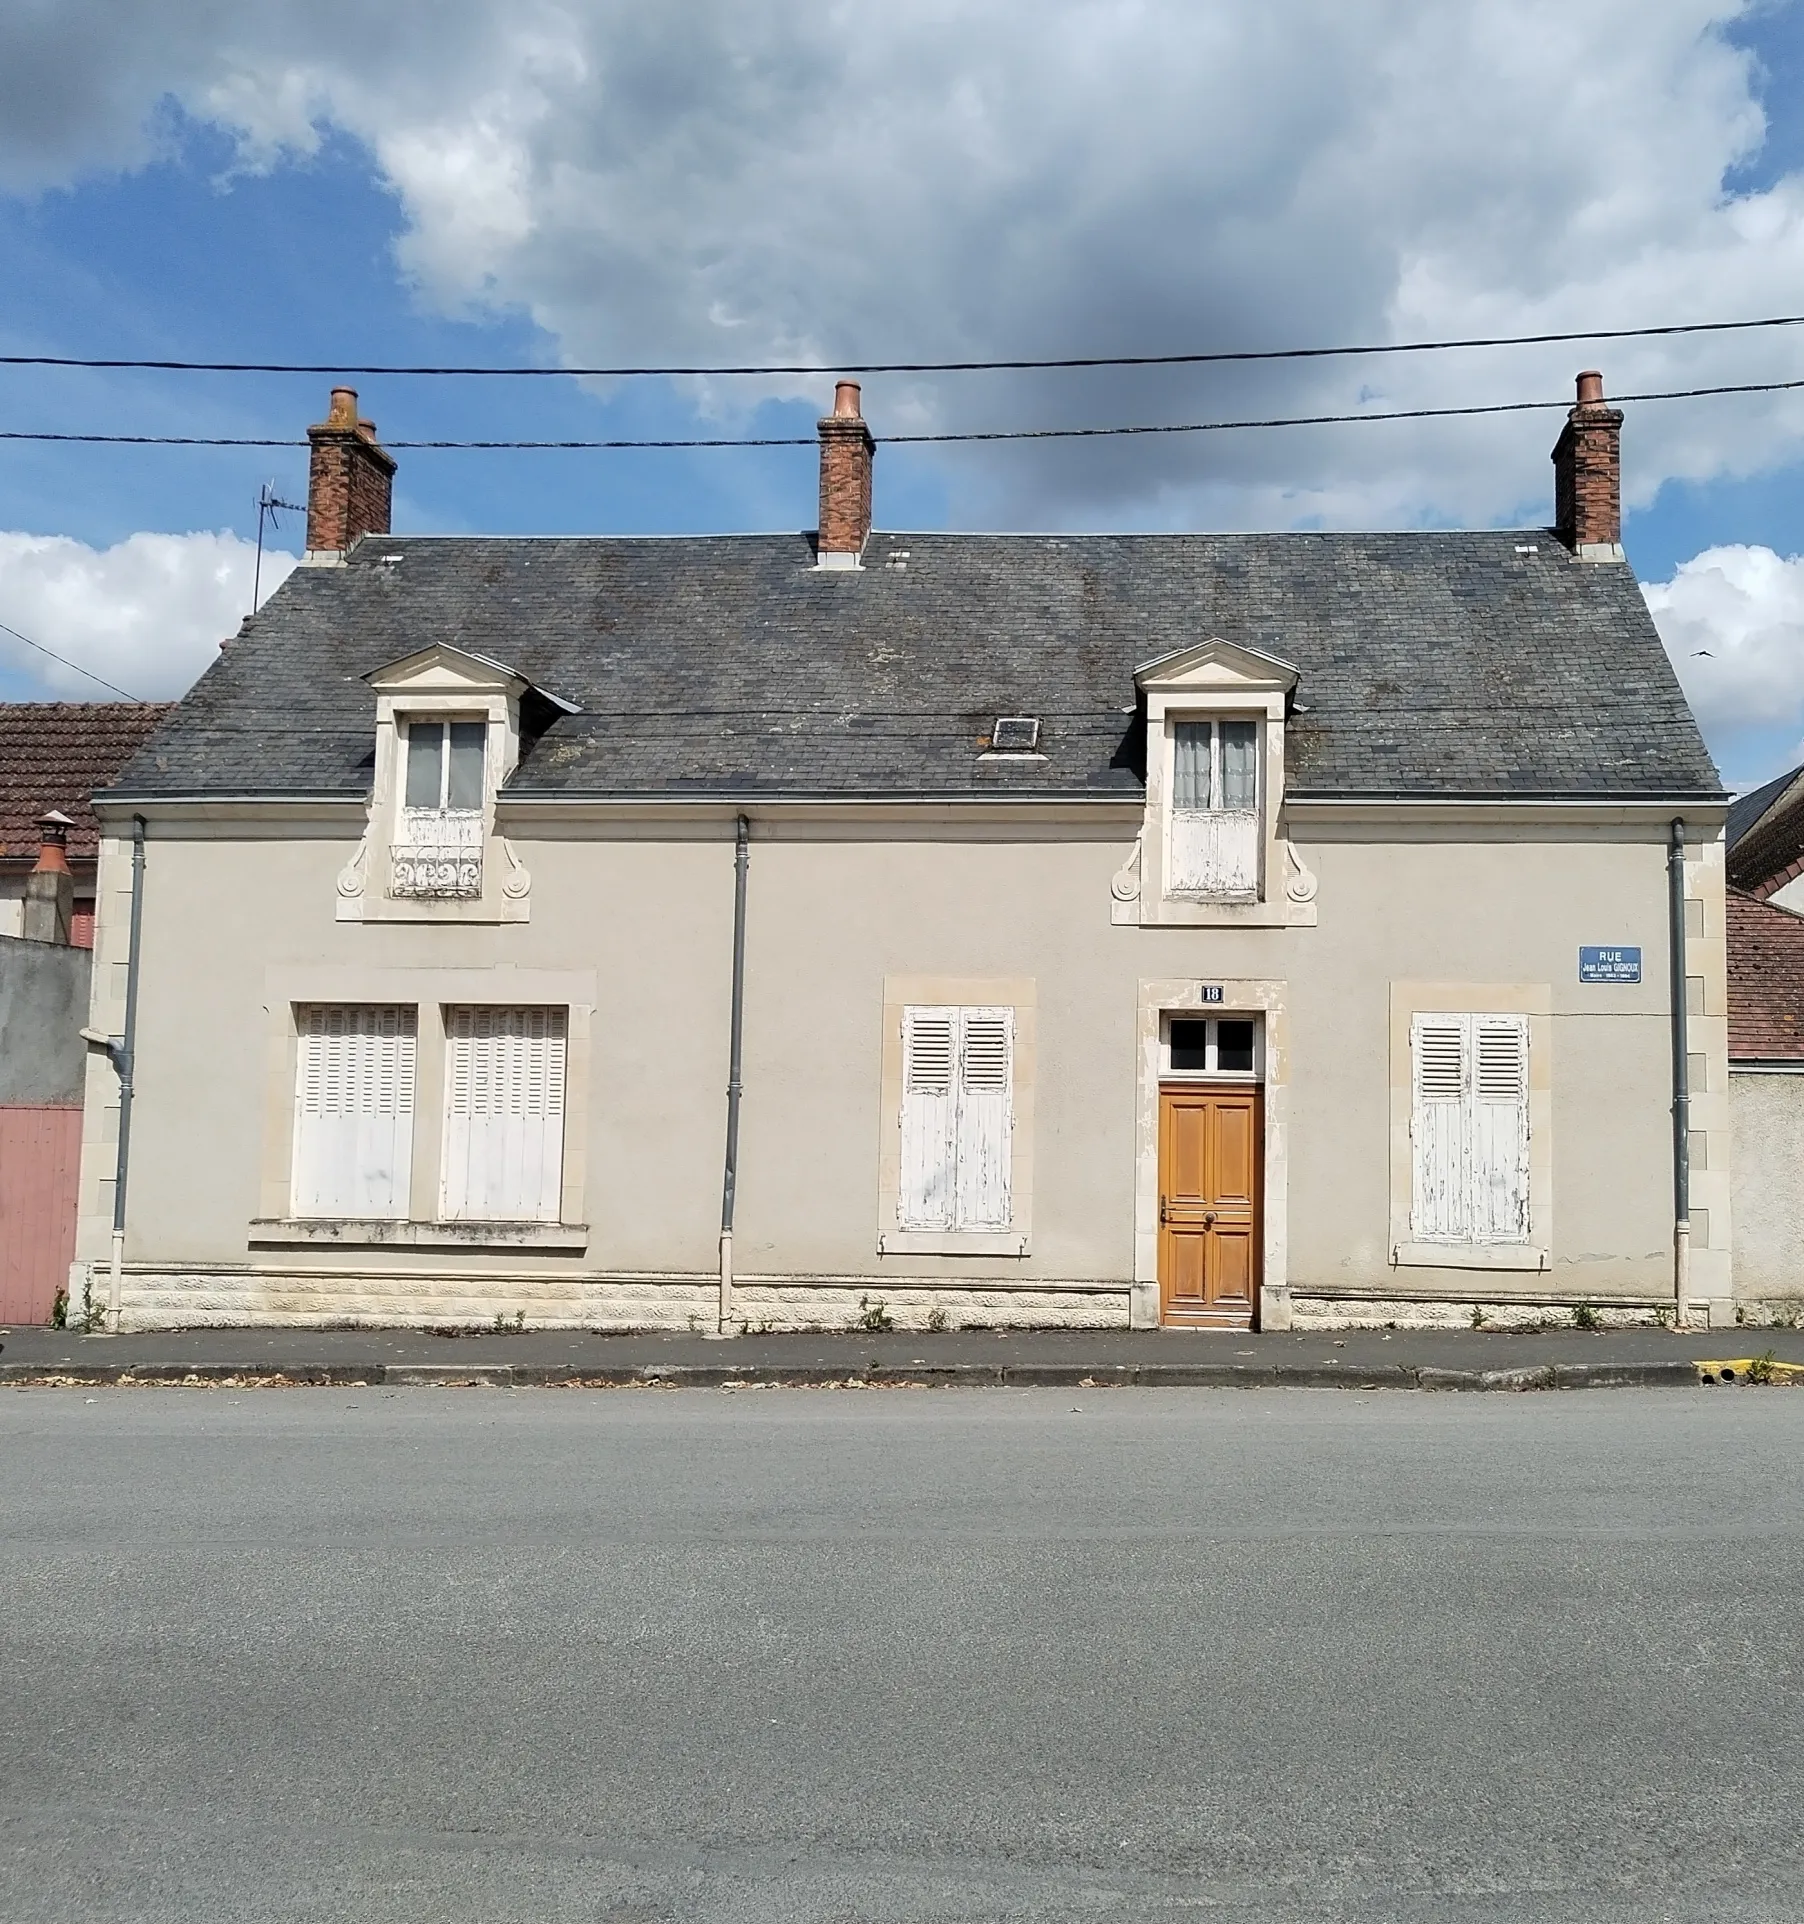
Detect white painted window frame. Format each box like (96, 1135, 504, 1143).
(897, 1005, 1015, 1234)
(1408, 1013, 1531, 1247)
(1389, 985, 1551, 1275)
(253, 967, 595, 1252)
(392, 716, 490, 899)
(1168, 716, 1263, 902)
(440, 1004, 569, 1224)
(290, 1003, 418, 1220)
(1160, 1012, 1263, 1082)
(877, 978, 1035, 1258)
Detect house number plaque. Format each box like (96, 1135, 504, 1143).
(1199, 985, 1224, 1003)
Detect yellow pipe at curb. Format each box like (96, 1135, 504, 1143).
(1695, 1357, 1804, 1384)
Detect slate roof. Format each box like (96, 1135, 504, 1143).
(110, 530, 1722, 803)
(0, 702, 176, 863)
(1727, 760, 1804, 898)
(1727, 761, 1800, 850)
(1728, 888, 1804, 1060)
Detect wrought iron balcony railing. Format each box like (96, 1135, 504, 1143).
(390, 810, 484, 898)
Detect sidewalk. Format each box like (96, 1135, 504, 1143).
(4, 1322, 1802, 1389)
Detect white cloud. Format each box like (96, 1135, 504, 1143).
(3, 2, 1804, 529)
(0, 530, 292, 700)
(1645, 544, 1804, 745)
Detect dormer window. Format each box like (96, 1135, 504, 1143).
(392, 718, 488, 898)
(1111, 636, 1315, 930)
(1171, 717, 1260, 900)
(338, 641, 576, 926)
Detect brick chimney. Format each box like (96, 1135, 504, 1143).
(22, 811, 74, 945)
(816, 380, 875, 569)
(306, 386, 397, 557)
(1552, 370, 1624, 560)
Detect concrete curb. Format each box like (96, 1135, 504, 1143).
(0, 1357, 1718, 1391)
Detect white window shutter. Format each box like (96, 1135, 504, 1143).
(955, 1007, 1013, 1229)
(441, 1007, 567, 1222)
(1471, 1016, 1530, 1242)
(899, 1007, 957, 1229)
(1170, 808, 1260, 898)
(292, 1005, 416, 1218)
(1410, 1015, 1469, 1243)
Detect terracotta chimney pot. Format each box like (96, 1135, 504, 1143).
(32, 809, 73, 876)
(22, 810, 75, 942)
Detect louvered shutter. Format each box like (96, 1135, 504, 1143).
(441, 1006, 567, 1222)
(1470, 1016, 1530, 1242)
(899, 1007, 957, 1229)
(292, 1005, 416, 1218)
(1410, 1014, 1531, 1244)
(1410, 1016, 1468, 1243)
(954, 1007, 1013, 1229)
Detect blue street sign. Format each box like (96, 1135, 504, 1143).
(1579, 945, 1642, 984)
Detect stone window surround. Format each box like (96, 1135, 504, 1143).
(1112, 638, 1318, 929)
(1133, 976, 1292, 1331)
(1388, 981, 1553, 1273)
(251, 964, 595, 1251)
(876, 975, 1036, 1257)
(335, 645, 536, 925)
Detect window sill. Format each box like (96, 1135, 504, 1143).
(878, 1230, 1030, 1257)
(1116, 894, 1315, 929)
(1392, 1242, 1549, 1273)
(249, 1219, 589, 1252)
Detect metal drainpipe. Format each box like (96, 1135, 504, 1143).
(1667, 817, 1691, 1332)
(718, 815, 751, 1334)
(106, 815, 148, 1332)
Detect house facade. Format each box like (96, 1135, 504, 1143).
(70, 377, 1736, 1333)
(1725, 769, 1804, 1312)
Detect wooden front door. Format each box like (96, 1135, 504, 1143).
(1158, 1085, 1262, 1328)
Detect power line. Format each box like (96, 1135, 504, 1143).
(2, 376, 1802, 451)
(4, 311, 1804, 378)
(0, 616, 142, 700)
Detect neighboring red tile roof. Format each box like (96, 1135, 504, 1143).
(1728, 886, 1804, 1060)
(0, 703, 174, 864)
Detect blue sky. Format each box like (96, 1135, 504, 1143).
(3, 0, 1804, 790)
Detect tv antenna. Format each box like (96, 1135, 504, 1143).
(252, 482, 304, 612)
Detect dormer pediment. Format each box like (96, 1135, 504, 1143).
(1134, 636, 1300, 697)
(366, 643, 542, 703)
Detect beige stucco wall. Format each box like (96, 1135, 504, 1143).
(1729, 1072, 1804, 1305)
(73, 810, 1729, 1330)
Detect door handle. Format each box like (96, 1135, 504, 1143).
(1203, 1210, 1217, 1225)
(1159, 1197, 1169, 1224)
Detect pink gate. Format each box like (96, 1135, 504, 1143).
(0, 1106, 83, 1325)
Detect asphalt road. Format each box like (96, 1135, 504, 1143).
(3, 1386, 1801, 1924)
